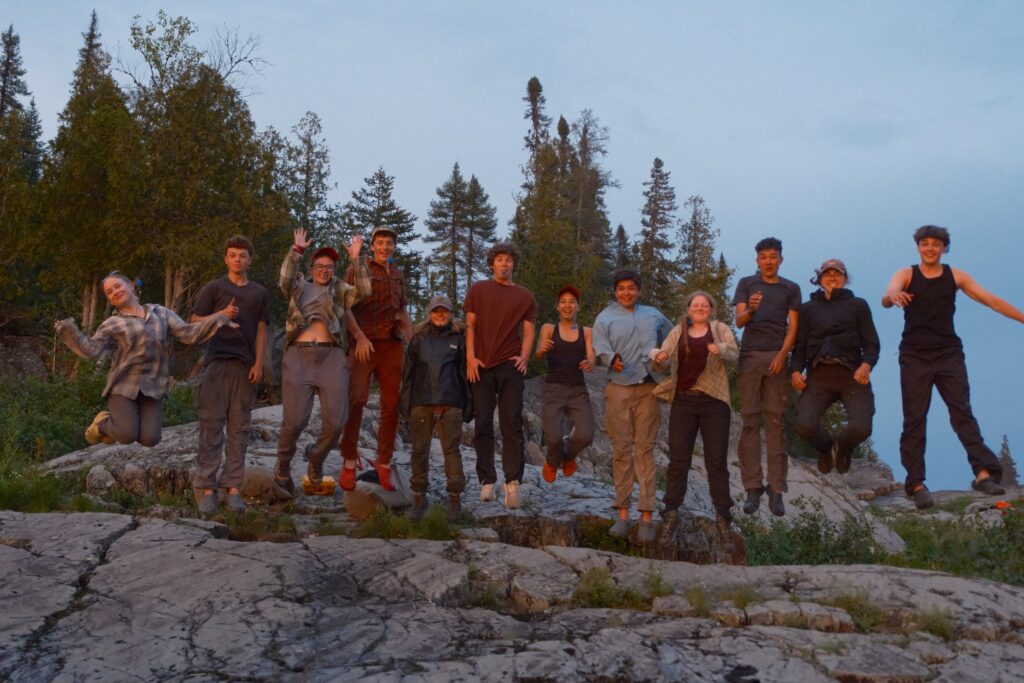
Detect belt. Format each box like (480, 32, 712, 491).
(294, 340, 340, 348)
(679, 389, 706, 396)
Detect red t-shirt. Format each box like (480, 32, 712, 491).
(463, 279, 537, 368)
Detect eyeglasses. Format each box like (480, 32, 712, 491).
(311, 264, 335, 272)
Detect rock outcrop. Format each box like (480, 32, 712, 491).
(2, 511, 1023, 682)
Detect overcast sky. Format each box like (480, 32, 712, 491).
(8, 1, 1024, 490)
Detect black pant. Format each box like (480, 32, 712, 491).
(664, 392, 733, 518)
(794, 363, 874, 458)
(471, 361, 526, 485)
(899, 346, 1001, 494)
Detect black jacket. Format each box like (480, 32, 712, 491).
(790, 288, 880, 373)
(398, 320, 468, 417)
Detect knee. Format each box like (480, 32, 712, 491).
(138, 432, 161, 448)
(794, 419, 817, 441)
(846, 421, 872, 444)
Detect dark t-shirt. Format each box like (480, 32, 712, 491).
(463, 279, 537, 368)
(193, 276, 270, 366)
(676, 327, 712, 394)
(901, 264, 962, 352)
(732, 273, 801, 352)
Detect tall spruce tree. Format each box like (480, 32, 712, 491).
(636, 157, 682, 313)
(999, 435, 1020, 487)
(0, 25, 29, 120)
(424, 162, 468, 305)
(341, 166, 424, 310)
(613, 224, 632, 269)
(463, 174, 497, 293)
(40, 11, 137, 330)
(284, 111, 333, 242)
(678, 194, 734, 324)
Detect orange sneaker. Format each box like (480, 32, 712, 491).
(340, 460, 358, 491)
(562, 459, 577, 477)
(375, 460, 395, 491)
(542, 463, 557, 483)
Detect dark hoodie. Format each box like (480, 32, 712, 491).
(398, 319, 468, 416)
(789, 288, 880, 374)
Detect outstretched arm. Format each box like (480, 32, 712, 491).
(956, 269, 1024, 323)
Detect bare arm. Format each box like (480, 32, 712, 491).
(769, 309, 798, 375)
(534, 323, 555, 360)
(250, 321, 267, 384)
(882, 267, 913, 308)
(513, 320, 536, 374)
(344, 310, 374, 362)
(956, 269, 1024, 323)
(465, 311, 481, 382)
(581, 326, 596, 371)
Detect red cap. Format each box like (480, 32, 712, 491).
(556, 285, 581, 302)
(311, 246, 339, 262)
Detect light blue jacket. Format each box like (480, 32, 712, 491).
(593, 302, 672, 386)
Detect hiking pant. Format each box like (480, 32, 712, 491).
(409, 405, 466, 495)
(276, 345, 348, 477)
(664, 392, 733, 518)
(738, 350, 790, 493)
(104, 394, 164, 447)
(899, 346, 1001, 494)
(471, 361, 526, 485)
(795, 363, 874, 459)
(194, 358, 255, 490)
(604, 381, 660, 512)
(341, 339, 404, 465)
(540, 382, 594, 467)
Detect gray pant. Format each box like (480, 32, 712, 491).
(409, 405, 466, 494)
(603, 382, 660, 512)
(276, 345, 349, 476)
(540, 382, 594, 467)
(194, 358, 255, 490)
(738, 350, 790, 493)
(104, 394, 164, 447)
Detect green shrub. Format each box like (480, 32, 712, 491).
(163, 382, 197, 427)
(223, 510, 298, 542)
(822, 591, 885, 633)
(717, 585, 764, 610)
(0, 371, 105, 460)
(736, 499, 882, 566)
(916, 607, 956, 641)
(0, 440, 71, 512)
(353, 505, 459, 541)
(684, 585, 711, 617)
(572, 567, 648, 610)
(576, 516, 641, 556)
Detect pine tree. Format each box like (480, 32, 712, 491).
(0, 25, 29, 120)
(283, 111, 334, 242)
(424, 162, 468, 306)
(613, 224, 632, 269)
(999, 435, 1020, 487)
(636, 157, 682, 314)
(678, 194, 734, 324)
(341, 166, 423, 310)
(462, 174, 497, 292)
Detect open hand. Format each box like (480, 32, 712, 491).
(293, 227, 313, 250)
(511, 354, 528, 374)
(467, 356, 482, 383)
(768, 352, 786, 375)
(345, 235, 364, 261)
(354, 336, 374, 363)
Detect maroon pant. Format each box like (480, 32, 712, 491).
(340, 339, 404, 464)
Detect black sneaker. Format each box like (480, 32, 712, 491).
(910, 485, 934, 510)
(742, 488, 763, 515)
(971, 478, 1005, 496)
(817, 445, 834, 474)
(835, 442, 852, 474)
(768, 490, 785, 517)
(658, 510, 680, 546)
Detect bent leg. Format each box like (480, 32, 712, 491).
(136, 394, 164, 447)
(105, 394, 141, 444)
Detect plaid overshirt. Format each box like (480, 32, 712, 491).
(58, 304, 229, 399)
(281, 248, 371, 346)
(651, 320, 739, 405)
(345, 257, 406, 341)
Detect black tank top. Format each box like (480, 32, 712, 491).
(901, 264, 962, 351)
(545, 324, 586, 386)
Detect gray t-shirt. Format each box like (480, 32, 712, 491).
(298, 282, 335, 327)
(732, 273, 801, 352)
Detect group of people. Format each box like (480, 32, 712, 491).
(56, 223, 1023, 536)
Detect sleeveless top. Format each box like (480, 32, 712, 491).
(901, 264, 962, 351)
(545, 324, 586, 386)
(676, 327, 712, 394)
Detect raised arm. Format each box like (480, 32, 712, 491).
(280, 228, 312, 297)
(54, 319, 113, 361)
(956, 269, 1024, 323)
(166, 308, 230, 346)
(881, 267, 913, 308)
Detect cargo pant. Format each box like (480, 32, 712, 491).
(194, 358, 256, 490)
(276, 345, 348, 479)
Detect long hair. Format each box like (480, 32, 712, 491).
(678, 290, 718, 364)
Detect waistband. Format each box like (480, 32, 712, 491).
(293, 340, 341, 348)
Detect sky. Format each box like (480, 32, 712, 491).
(7, 1, 1024, 490)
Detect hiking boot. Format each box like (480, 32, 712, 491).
(447, 494, 462, 522)
(834, 442, 852, 474)
(479, 483, 496, 502)
(768, 490, 785, 517)
(817, 443, 834, 474)
(658, 509, 680, 545)
(274, 462, 296, 498)
(197, 489, 217, 516)
(410, 493, 427, 522)
(910, 485, 934, 510)
(340, 459, 358, 492)
(375, 461, 395, 492)
(224, 490, 245, 513)
(503, 481, 521, 509)
(742, 488, 763, 515)
(609, 517, 632, 538)
(971, 477, 1005, 496)
(542, 463, 557, 483)
(716, 514, 736, 554)
(637, 519, 656, 544)
(562, 459, 577, 477)
(307, 460, 324, 488)
(84, 410, 110, 445)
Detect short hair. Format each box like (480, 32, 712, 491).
(755, 237, 783, 253)
(486, 241, 519, 268)
(913, 225, 950, 248)
(225, 235, 254, 257)
(612, 269, 641, 289)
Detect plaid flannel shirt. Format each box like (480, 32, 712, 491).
(58, 304, 228, 399)
(281, 248, 371, 346)
(651, 320, 739, 405)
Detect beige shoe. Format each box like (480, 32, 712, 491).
(84, 410, 110, 445)
(479, 483, 496, 502)
(503, 480, 521, 509)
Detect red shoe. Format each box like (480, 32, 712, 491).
(542, 463, 557, 483)
(340, 460, 358, 491)
(562, 460, 577, 477)
(375, 460, 395, 491)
